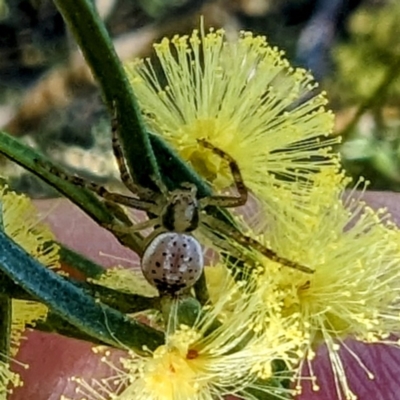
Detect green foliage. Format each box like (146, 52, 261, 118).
(341, 122, 400, 191)
(331, 3, 400, 106)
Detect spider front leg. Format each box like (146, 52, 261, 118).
(111, 104, 157, 201)
(102, 217, 160, 235)
(35, 159, 156, 213)
(197, 139, 247, 208)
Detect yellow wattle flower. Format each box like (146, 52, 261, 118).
(0, 360, 23, 397)
(68, 267, 306, 400)
(11, 300, 48, 356)
(0, 185, 57, 394)
(1, 185, 54, 350)
(125, 24, 340, 215)
(92, 266, 158, 297)
(250, 172, 400, 399)
(1, 187, 59, 270)
(203, 263, 242, 324)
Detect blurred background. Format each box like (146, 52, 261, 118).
(0, 0, 399, 196)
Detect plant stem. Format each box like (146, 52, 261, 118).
(58, 243, 106, 278)
(149, 134, 212, 195)
(53, 0, 161, 189)
(0, 295, 11, 362)
(0, 231, 163, 352)
(0, 203, 10, 364)
(0, 271, 159, 315)
(0, 131, 144, 255)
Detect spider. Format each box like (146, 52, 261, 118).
(38, 108, 313, 294)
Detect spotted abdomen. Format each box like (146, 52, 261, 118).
(141, 232, 204, 295)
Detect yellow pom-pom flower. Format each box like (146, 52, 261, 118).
(249, 172, 400, 399)
(1, 186, 59, 270)
(0, 361, 22, 398)
(0, 185, 57, 395)
(68, 267, 306, 400)
(125, 24, 340, 214)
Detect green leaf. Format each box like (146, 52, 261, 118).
(53, 0, 161, 190)
(58, 243, 106, 278)
(0, 131, 112, 225)
(0, 130, 144, 255)
(0, 230, 163, 353)
(0, 295, 11, 361)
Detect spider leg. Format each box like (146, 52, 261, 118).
(201, 213, 314, 274)
(35, 159, 156, 212)
(103, 217, 159, 234)
(149, 173, 169, 197)
(197, 139, 247, 208)
(198, 223, 249, 263)
(111, 105, 156, 201)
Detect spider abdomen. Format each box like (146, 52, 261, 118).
(141, 232, 204, 295)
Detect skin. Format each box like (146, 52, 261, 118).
(8, 194, 400, 400)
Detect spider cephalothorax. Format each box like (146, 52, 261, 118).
(39, 107, 313, 295)
(143, 184, 203, 294)
(161, 184, 199, 233)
